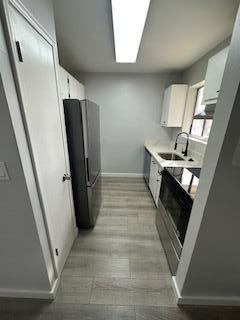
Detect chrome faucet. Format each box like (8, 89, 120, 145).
(174, 132, 189, 157)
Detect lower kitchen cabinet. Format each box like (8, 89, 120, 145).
(149, 157, 162, 206)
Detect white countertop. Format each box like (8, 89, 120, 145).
(144, 141, 202, 169)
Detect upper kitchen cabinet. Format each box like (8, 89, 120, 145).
(161, 84, 188, 127)
(202, 47, 229, 104)
(59, 66, 85, 100)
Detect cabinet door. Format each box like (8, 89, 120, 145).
(203, 47, 229, 104)
(161, 87, 171, 126)
(69, 74, 85, 100)
(154, 170, 162, 207)
(161, 85, 187, 127)
(149, 157, 159, 201)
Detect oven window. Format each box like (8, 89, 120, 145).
(160, 179, 190, 245)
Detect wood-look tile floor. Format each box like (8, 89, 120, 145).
(1, 177, 240, 319)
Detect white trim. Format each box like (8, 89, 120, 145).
(191, 80, 205, 89)
(101, 172, 144, 178)
(171, 276, 240, 306)
(189, 135, 208, 145)
(4, 0, 56, 44)
(0, 278, 59, 300)
(178, 296, 240, 306)
(181, 135, 208, 145)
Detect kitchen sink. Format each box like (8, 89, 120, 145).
(158, 152, 185, 161)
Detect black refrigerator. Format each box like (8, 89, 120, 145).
(63, 99, 102, 228)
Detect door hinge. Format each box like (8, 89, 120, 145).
(15, 41, 23, 62)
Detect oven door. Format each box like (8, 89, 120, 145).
(160, 169, 193, 248)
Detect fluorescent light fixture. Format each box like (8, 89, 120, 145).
(111, 0, 150, 63)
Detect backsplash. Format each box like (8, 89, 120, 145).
(172, 135, 207, 165)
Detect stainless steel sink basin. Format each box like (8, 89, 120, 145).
(158, 152, 185, 161)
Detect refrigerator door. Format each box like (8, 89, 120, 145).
(82, 100, 101, 185)
(64, 99, 101, 228)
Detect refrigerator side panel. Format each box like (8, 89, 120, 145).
(85, 100, 101, 185)
(63, 99, 93, 228)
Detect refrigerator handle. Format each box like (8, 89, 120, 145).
(86, 157, 90, 183)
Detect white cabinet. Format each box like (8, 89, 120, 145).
(69, 74, 85, 100)
(59, 65, 85, 100)
(155, 170, 162, 206)
(203, 47, 229, 104)
(149, 157, 162, 206)
(59, 66, 69, 99)
(161, 84, 188, 127)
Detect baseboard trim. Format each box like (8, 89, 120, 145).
(101, 172, 143, 178)
(0, 278, 59, 299)
(171, 276, 240, 306)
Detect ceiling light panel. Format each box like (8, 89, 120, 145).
(111, 0, 150, 63)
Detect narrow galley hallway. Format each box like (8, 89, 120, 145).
(1, 178, 240, 319)
(54, 177, 240, 320)
(58, 177, 175, 309)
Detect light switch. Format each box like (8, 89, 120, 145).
(0, 162, 9, 180)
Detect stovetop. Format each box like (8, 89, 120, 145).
(165, 167, 201, 199)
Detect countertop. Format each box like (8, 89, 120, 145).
(144, 141, 202, 169)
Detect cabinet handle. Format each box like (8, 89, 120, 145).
(216, 90, 220, 93)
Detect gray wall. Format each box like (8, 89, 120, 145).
(176, 7, 240, 300)
(77, 72, 181, 175)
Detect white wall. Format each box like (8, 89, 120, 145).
(20, 0, 56, 40)
(0, 18, 53, 293)
(76, 72, 181, 176)
(175, 7, 240, 303)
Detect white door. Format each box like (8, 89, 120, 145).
(9, 7, 76, 273)
(203, 47, 229, 104)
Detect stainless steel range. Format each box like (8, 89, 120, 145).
(156, 166, 201, 275)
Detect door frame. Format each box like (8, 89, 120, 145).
(1, 0, 77, 276)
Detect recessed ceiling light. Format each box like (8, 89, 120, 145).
(111, 0, 151, 63)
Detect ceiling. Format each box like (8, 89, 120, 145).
(53, 0, 239, 73)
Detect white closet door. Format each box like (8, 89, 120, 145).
(9, 6, 75, 273)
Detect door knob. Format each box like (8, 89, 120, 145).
(62, 173, 71, 182)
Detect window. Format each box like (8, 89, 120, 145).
(190, 86, 213, 139)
